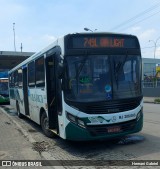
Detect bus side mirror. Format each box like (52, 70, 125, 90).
(58, 63, 64, 79)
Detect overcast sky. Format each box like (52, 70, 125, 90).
(0, 0, 160, 58)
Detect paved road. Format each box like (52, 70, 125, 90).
(0, 107, 55, 169)
(0, 103, 160, 169)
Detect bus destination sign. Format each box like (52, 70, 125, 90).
(69, 36, 137, 49)
(84, 38, 124, 48)
(0, 79, 8, 83)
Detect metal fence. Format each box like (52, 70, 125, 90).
(142, 81, 160, 88)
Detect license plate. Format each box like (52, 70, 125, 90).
(107, 126, 121, 133)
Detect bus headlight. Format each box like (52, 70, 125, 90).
(66, 112, 86, 128)
(66, 112, 76, 123)
(77, 119, 85, 128)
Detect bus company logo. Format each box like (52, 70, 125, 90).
(112, 116, 116, 122)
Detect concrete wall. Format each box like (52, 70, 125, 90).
(143, 88, 160, 97)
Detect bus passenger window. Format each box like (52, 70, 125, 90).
(35, 57, 45, 87)
(14, 71, 18, 87)
(18, 69, 23, 87)
(28, 61, 35, 87)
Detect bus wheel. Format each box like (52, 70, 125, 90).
(16, 102, 23, 118)
(41, 112, 54, 138)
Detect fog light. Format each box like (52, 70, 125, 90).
(77, 119, 85, 128)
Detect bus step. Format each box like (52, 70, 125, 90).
(50, 129, 58, 134)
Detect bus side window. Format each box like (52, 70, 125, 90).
(11, 72, 15, 87)
(35, 57, 45, 87)
(9, 74, 12, 87)
(18, 69, 23, 87)
(14, 70, 18, 87)
(28, 61, 35, 87)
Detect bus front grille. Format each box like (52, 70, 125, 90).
(87, 119, 136, 136)
(69, 97, 142, 114)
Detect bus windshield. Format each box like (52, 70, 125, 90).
(65, 55, 141, 102)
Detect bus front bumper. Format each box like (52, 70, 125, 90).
(65, 113, 143, 141)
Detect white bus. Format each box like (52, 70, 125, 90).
(9, 33, 143, 141)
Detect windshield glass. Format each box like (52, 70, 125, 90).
(111, 55, 141, 99)
(0, 81, 9, 95)
(64, 55, 141, 102)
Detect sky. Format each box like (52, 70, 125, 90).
(0, 0, 160, 58)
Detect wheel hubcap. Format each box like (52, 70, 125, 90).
(44, 118, 49, 130)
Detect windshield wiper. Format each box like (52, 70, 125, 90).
(114, 55, 128, 89)
(73, 56, 88, 95)
(77, 56, 88, 78)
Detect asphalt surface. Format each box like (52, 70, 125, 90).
(0, 100, 160, 169)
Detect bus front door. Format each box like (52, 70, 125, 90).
(22, 67, 29, 115)
(46, 54, 59, 133)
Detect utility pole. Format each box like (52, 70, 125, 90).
(149, 37, 160, 87)
(13, 23, 16, 52)
(20, 43, 23, 52)
(149, 37, 160, 59)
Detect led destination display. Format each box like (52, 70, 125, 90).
(68, 35, 138, 49)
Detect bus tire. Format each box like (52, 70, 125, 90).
(16, 102, 23, 118)
(41, 112, 54, 138)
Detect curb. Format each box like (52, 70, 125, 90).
(144, 101, 160, 104)
(0, 106, 65, 169)
(143, 101, 155, 104)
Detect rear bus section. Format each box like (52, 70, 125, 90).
(0, 78, 9, 104)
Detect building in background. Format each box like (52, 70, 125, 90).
(142, 58, 160, 81)
(142, 58, 160, 96)
(0, 51, 34, 77)
(156, 63, 160, 78)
